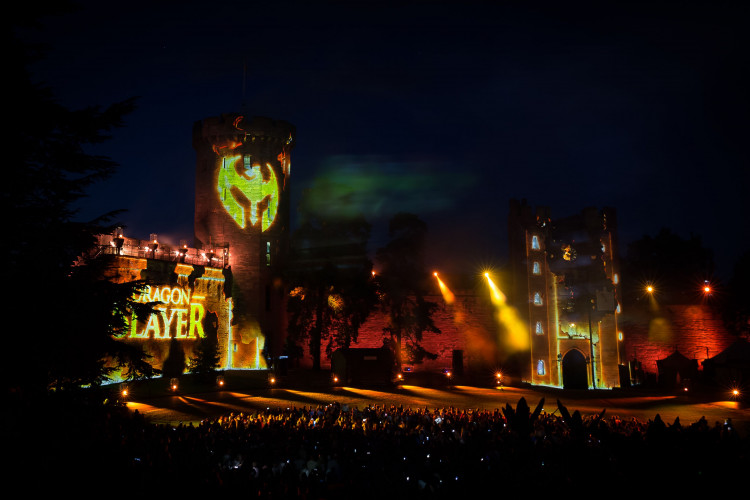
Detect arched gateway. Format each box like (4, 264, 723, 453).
(562, 349, 589, 389)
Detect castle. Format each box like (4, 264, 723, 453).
(95, 114, 294, 380)
(93, 114, 732, 388)
(508, 199, 624, 389)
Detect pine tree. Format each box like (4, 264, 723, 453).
(5, 14, 147, 395)
(187, 312, 221, 379)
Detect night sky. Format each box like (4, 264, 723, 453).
(18, 0, 749, 280)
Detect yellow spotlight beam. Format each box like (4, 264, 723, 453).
(434, 271, 455, 304)
(484, 273, 506, 305)
(483, 272, 528, 351)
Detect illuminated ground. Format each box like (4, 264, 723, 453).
(122, 371, 750, 436)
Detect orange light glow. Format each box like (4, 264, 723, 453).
(484, 273, 528, 351)
(434, 273, 455, 304)
(484, 274, 506, 304)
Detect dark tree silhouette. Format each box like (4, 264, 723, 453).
(162, 338, 187, 379)
(722, 250, 750, 338)
(621, 227, 715, 305)
(286, 190, 376, 370)
(4, 16, 145, 395)
(188, 312, 221, 379)
(375, 213, 440, 367)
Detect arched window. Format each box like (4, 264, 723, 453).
(532, 261, 541, 275)
(531, 235, 540, 250)
(537, 360, 545, 376)
(535, 321, 544, 335)
(534, 292, 543, 306)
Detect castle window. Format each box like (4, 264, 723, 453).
(613, 273, 619, 284)
(533, 292, 543, 306)
(532, 261, 541, 275)
(531, 235, 540, 250)
(266, 241, 271, 266)
(537, 360, 546, 376)
(535, 321, 544, 335)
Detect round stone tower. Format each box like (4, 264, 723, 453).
(193, 114, 295, 369)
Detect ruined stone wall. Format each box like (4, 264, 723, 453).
(103, 256, 234, 381)
(621, 304, 734, 377)
(299, 292, 503, 373)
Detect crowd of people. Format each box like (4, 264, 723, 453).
(20, 395, 747, 497)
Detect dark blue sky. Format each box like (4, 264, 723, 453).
(18, 0, 749, 279)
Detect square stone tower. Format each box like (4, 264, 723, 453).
(193, 114, 295, 368)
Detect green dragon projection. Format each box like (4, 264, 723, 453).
(217, 155, 279, 231)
